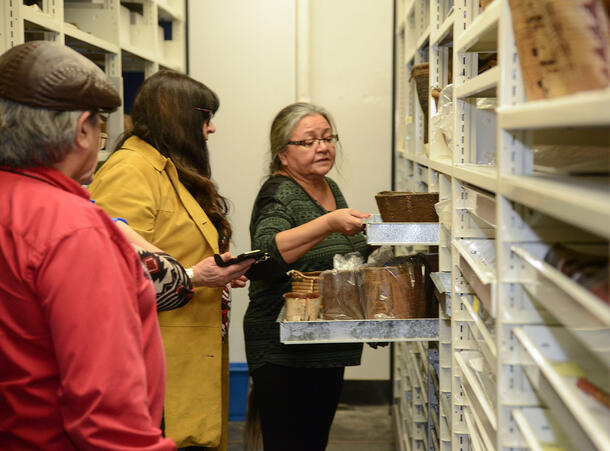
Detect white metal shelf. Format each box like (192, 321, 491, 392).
(22, 5, 61, 32)
(156, 0, 185, 21)
(431, 271, 452, 317)
(452, 165, 497, 193)
(455, 351, 497, 445)
(430, 11, 454, 47)
(514, 326, 610, 451)
(408, 352, 429, 405)
(159, 58, 182, 72)
(64, 23, 120, 54)
(462, 295, 497, 371)
(459, 183, 496, 227)
(512, 408, 568, 451)
(392, 2, 610, 449)
(406, 47, 416, 64)
(426, 156, 453, 176)
(455, 66, 499, 99)
(500, 174, 610, 240)
(512, 245, 610, 330)
(2, 1, 187, 166)
(498, 87, 610, 129)
(416, 25, 431, 51)
(393, 404, 411, 451)
(455, 0, 499, 53)
(405, 0, 416, 17)
(463, 407, 485, 451)
(121, 43, 157, 65)
(453, 239, 496, 285)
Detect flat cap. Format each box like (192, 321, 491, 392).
(0, 41, 121, 112)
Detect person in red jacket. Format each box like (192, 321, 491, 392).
(0, 41, 176, 450)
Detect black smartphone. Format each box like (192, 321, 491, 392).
(214, 250, 269, 267)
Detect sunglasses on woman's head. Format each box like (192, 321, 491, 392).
(194, 107, 214, 122)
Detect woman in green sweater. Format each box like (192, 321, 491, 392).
(244, 103, 370, 450)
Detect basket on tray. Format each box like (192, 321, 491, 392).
(375, 191, 439, 223)
(410, 63, 430, 143)
(288, 270, 321, 294)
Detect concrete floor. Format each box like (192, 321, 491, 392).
(227, 403, 395, 451)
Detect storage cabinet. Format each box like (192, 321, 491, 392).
(394, 0, 610, 449)
(0, 0, 186, 158)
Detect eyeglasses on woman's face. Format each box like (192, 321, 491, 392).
(286, 134, 339, 149)
(194, 107, 214, 123)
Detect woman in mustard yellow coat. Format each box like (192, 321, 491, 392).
(89, 71, 251, 449)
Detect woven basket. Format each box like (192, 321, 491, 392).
(508, 0, 610, 100)
(288, 270, 321, 294)
(375, 191, 439, 222)
(410, 63, 430, 143)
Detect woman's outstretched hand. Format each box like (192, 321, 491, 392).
(325, 208, 370, 236)
(191, 253, 254, 287)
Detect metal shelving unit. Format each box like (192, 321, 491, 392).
(394, 0, 610, 450)
(1, 0, 187, 156)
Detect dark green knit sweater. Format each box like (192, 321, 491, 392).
(244, 175, 367, 372)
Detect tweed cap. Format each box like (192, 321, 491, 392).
(0, 41, 121, 112)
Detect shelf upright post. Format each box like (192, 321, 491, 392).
(450, 2, 478, 449)
(495, 2, 541, 449)
(100, 0, 122, 152)
(434, 9, 453, 443)
(1, 0, 24, 50)
(452, 0, 477, 167)
(428, 0, 450, 161)
(396, 23, 408, 157)
(142, 0, 160, 77)
(105, 52, 123, 152)
(42, 0, 62, 44)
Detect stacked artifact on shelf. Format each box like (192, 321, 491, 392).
(508, 0, 610, 100)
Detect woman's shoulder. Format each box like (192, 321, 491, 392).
(100, 137, 166, 174)
(257, 174, 296, 198)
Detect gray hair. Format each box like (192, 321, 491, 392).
(268, 102, 341, 174)
(0, 97, 91, 168)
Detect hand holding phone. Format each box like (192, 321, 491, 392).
(214, 250, 269, 267)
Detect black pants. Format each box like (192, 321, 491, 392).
(251, 363, 345, 451)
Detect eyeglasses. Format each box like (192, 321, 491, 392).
(99, 132, 108, 151)
(287, 134, 339, 149)
(195, 107, 214, 122)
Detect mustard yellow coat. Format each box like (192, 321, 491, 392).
(89, 136, 229, 449)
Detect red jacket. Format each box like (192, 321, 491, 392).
(0, 167, 175, 450)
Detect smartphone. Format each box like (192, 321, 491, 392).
(214, 250, 269, 267)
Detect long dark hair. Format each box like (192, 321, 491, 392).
(114, 70, 231, 240)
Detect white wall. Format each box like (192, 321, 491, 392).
(188, 0, 393, 380)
